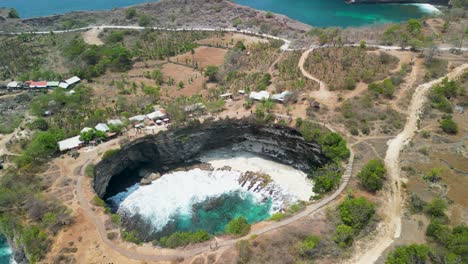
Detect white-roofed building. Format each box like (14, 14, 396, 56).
(95, 123, 110, 132)
(7, 81, 20, 88)
(129, 115, 146, 122)
(108, 119, 124, 126)
(146, 110, 166, 120)
(271, 91, 293, 102)
(249, 91, 270, 101)
(58, 136, 83, 152)
(65, 76, 80, 85)
(58, 82, 69, 89)
(80, 127, 93, 133)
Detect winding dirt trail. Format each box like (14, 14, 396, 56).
(298, 47, 338, 108)
(350, 63, 468, 264)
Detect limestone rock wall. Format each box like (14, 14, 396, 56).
(94, 121, 329, 198)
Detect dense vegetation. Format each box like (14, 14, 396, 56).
(334, 195, 375, 248)
(357, 159, 386, 192)
(311, 163, 343, 195)
(386, 244, 431, 264)
(225, 217, 251, 236)
(159, 230, 211, 248)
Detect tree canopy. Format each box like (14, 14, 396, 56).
(357, 159, 386, 192)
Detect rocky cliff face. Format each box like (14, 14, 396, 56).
(94, 120, 329, 198)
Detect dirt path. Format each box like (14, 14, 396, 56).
(82, 28, 104, 45)
(349, 63, 468, 264)
(298, 47, 338, 109)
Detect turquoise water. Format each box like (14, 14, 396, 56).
(0, 234, 12, 264)
(2, 0, 436, 27)
(174, 191, 272, 235)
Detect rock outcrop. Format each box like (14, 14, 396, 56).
(94, 120, 329, 198)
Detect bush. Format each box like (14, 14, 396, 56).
(204, 66, 219, 82)
(424, 198, 447, 218)
(102, 149, 120, 160)
(85, 164, 95, 178)
(21, 225, 50, 263)
(409, 194, 426, 213)
(265, 11, 274, 18)
(334, 224, 354, 248)
(440, 115, 458, 134)
(138, 14, 152, 27)
(126, 8, 137, 19)
(93, 195, 106, 207)
(159, 230, 211, 248)
(110, 214, 121, 226)
(386, 244, 431, 264)
(312, 163, 343, 194)
(426, 219, 452, 246)
(357, 159, 386, 192)
(30, 118, 49, 131)
(121, 229, 141, 244)
(319, 132, 350, 162)
(339, 196, 375, 231)
(296, 235, 320, 256)
(7, 8, 20, 18)
(225, 217, 251, 236)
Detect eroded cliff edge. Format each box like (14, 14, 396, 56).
(93, 120, 329, 198)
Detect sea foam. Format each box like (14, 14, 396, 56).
(411, 4, 441, 14)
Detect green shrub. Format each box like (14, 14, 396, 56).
(138, 14, 152, 27)
(93, 195, 106, 207)
(440, 115, 458, 134)
(426, 219, 452, 246)
(7, 8, 20, 18)
(30, 118, 49, 131)
(20, 225, 50, 263)
(319, 132, 350, 162)
(102, 149, 120, 160)
(334, 224, 354, 248)
(225, 217, 251, 236)
(126, 8, 137, 19)
(357, 159, 386, 192)
(110, 214, 121, 226)
(409, 194, 426, 213)
(296, 235, 320, 256)
(312, 163, 343, 194)
(265, 11, 274, 18)
(85, 164, 95, 178)
(121, 229, 141, 244)
(159, 230, 211, 248)
(424, 198, 447, 218)
(386, 244, 431, 264)
(339, 196, 375, 231)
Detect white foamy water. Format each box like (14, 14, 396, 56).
(110, 169, 273, 231)
(200, 150, 314, 201)
(410, 3, 441, 14)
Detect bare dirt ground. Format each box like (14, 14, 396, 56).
(160, 63, 205, 98)
(172, 46, 228, 69)
(196, 32, 269, 48)
(82, 28, 104, 45)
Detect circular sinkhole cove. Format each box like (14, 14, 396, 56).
(105, 149, 312, 241)
(94, 121, 330, 244)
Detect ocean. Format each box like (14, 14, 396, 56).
(2, 0, 439, 27)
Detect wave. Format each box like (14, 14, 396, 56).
(109, 169, 285, 232)
(410, 4, 441, 14)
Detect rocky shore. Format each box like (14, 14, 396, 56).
(94, 119, 329, 198)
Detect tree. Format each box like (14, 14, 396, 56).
(334, 224, 354, 248)
(312, 163, 343, 194)
(7, 8, 20, 19)
(319, 132, 350, 162)
(204, 66, 219, 82)
(126, 8, 137, 19)
(296, 235, 320, 256)
(339, 196, 375, 230)
(426, 219, 452, 245)
(386, 244, 431, 264)
(138, 14, 151, 27)
(357, 159, 386, 192)
(407, 19, 422, 36)
(30, 118, 49, 131)
(424, 198, 447, 217)
(265, 11, 274, 18)
(225, 217, 251, 236)
(440, 115, 458, 134)
(80, 129, 96, 142)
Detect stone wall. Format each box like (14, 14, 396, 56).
(94, 120, 329, 197)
